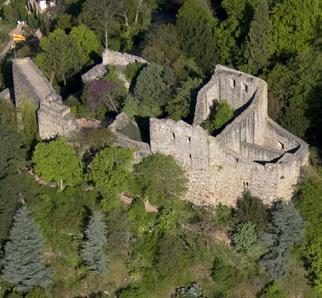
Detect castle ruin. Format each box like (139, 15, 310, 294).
(10, 54, 309, 207)
(150, 65, 309, 206)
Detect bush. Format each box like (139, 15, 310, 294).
(124, 61, 146, 84)
(204, 101, 234, 134)
(215, 203, 233, 228)
(260, 282, 289, 298)
(232, 222, 260, 255)
(21, 99, 38, 144)
(234, 191, 269, 231)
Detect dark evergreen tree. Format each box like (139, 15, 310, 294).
(81, 211, 107, 273)
(243, 0, 270, 74)
(176, 0, 218, 72)
(1, 205, 51, 293)
(259, 202, 304, 279)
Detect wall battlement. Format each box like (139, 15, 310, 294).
(150, 65, 309, 206)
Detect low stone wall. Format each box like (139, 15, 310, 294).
(81, 64, 107, 83)
(109, 112, 151, 161)
(102, 49, 147, 67)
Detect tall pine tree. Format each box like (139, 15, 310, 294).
(1, 205, 51, 292)
(81, 211, 107, 273)
(243, 0, 271, 74)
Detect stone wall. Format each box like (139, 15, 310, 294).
(102, 49, 147, 67)
(150, 64, 309, 207)
(109, 112, 151, 161)
(12, 58, 79, 139)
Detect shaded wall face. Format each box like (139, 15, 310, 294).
(216, 71, 257, 109)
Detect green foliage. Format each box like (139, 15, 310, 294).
(124, 61, 145, 83)
(134, 153, 188, 207)
(204, 101, 234, 134)
(69, 24, 101, 65)
(133, 63, 177, 117)
(176, 0, 218, 72)
(302, 238, 322, 293)
(88, 145, 133, 197)
(166, 77, 202, 121)
(215, 203, 233, 228)
(81, 211, 107, 273)
(259, 202, 304, 279)
(232, 222, 260, 254)
(243, 0, 270, 74)
(269, 0, 320, 55)
(0, 98, 16, 129)
(142, 24, 202, 80)
(1, 205, 51, 292)
(261, 282, 289, 298)
(35, 29, 84, 85)
(21, 99, 37, 144)
(235, 191, 269, 232)
(32, 138, 83, 190)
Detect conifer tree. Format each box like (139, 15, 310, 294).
(81, 211, 107, 273)
(243, 0, 271, 74)
(259, 202, 304, 278)
(1, 205, 51, 293)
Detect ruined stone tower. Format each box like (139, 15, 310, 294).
(150, 65, 309, 206)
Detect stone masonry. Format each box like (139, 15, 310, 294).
(12, 58, 79, 139)
(150, 65, 309, 206)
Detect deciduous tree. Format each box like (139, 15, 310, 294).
(32, 138, 83, 190)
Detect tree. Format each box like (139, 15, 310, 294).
(32, 138, 83, 190)
(34, 29, 83, 85)
(80, 0, 122, 48)
(269, 0, 320, 55)
(119, 0, 157, 49)
(83, 79, 124, 117)
(1, 205, 51, 292)
(81, 210, 107, 273)
(232, 222, 260, 255)
(88, 146, 133, 195)
(259, 202, 304, 278)
(176, 0, 218, 72)
(166, 77, 202, 121)
(142, 24, 202, 80)
(204, 101, 234, 134)
(134, 153, 187, 207)
(69, 24, 101, 65)
(243, 0, 270, 74)
(133, 63, 177, 117)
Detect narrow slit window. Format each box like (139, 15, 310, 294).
(189, 153, 192, 160)
(172, 133, 175, 139)
(229, 78, 235, 88)
(241, 83, 248, 93)
(188, 136, 191, 143)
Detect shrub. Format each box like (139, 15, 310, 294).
(235, 191, 269, 231)
(21, 99, 38, 144)
(232, 222, 260, 255)
(215, 203, 233, 227)
(204, 101, 234, 134)
(260, 282, 289, 298)
(124, 61, 145, 84)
